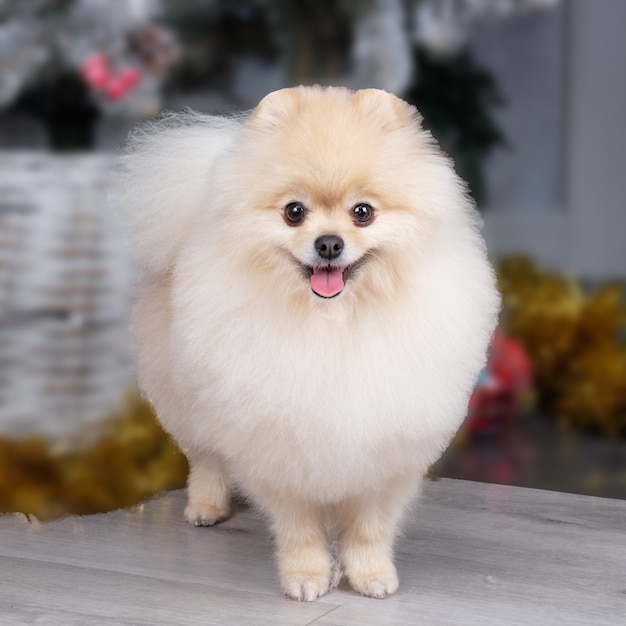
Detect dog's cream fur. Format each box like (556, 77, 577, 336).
(117, 86, 500, 601)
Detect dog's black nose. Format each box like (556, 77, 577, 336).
(315, 235, 344, 261)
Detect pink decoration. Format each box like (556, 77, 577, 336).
(81, 54, 110, 90)
(104, 77, 127, 101)
(119, 67, 141, 89)
(81, 54, 142, 101)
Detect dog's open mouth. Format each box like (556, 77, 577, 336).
(300, 256, 369, 299)
(309, 265, 346, 298)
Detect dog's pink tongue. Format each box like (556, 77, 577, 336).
(311, 267, 344, 298)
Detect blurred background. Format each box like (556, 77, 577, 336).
(1, 0, 625, 520)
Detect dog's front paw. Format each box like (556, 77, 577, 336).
(184, 501, 230, 526)
(282, 571, 330, 602)
(348, 567, 399, 599)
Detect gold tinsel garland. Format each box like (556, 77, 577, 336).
(497, 257, 626, 435)
(0, 396, 188, 521)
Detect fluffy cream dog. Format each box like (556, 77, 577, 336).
(117, 86, 500, 601)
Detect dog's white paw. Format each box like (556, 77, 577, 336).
(184, 501, 230, 526)
(349, 568, 399, 599)
(282, 572, 330, 602)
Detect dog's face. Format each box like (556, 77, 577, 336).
(216, 86, 462, 313)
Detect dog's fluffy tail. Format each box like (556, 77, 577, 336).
(114, 110, 243, 274)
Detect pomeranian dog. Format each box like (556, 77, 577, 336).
(117, 86, 500, 601)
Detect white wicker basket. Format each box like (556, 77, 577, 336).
(0, 152, 136, 437)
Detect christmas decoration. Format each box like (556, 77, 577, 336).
(498, 257, 626, 435)
(468, 330, 533, 434)
(81, 54, 111, 91)
(81, 54, 142, 102)
(0, 395, 187, 522)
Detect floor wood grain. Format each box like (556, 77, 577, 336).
(1, 479, 625, 625)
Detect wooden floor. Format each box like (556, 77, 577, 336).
(1, 479, 625, 625)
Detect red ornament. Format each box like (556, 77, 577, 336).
(104, 77, 127, 101)
(81, 54, 142, 101)
(118, 67, 141, 89)
(81, 54, 110, 90)
(467, 331, 533, 434)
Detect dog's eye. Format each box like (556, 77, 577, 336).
(284, 202, 306, 226)
(352, 203, 374, 226)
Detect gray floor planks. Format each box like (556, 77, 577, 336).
(1, 478, 625, 625)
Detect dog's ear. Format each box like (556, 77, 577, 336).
(352, 89, 423, 132)
(248, 88, 304, 131)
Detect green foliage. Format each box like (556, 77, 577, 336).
(405, 46, 507, 205)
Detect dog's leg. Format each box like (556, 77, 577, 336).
(338, 476, 419, 598)
(184, 449, 231, 526)
(263, 495, 331, 601)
